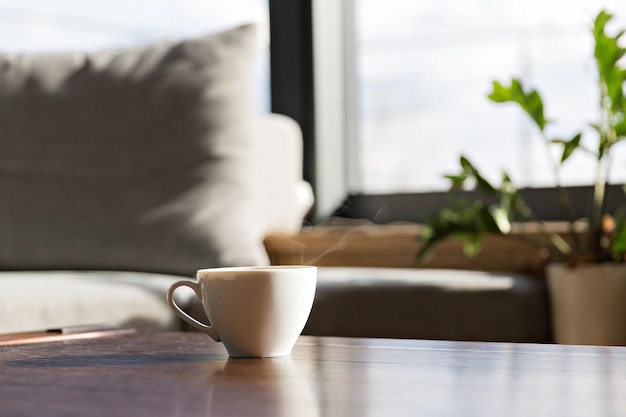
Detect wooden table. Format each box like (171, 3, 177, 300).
(1, 332, 625, 416)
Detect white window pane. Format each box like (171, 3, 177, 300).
(355, 0, 626, 194)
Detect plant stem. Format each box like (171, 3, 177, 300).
(514, 199, 572, 258)
(587, 73, 615, 260)
(507, 233, 568, 260)
(589, 156, 608, 259)
(539, 131, 579, 252)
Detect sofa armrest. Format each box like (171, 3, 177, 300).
(253, 113, 314, 235)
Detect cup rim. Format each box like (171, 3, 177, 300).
(197, 265, 317, 274)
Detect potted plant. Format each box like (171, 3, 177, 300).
(417, 9, 626, 345)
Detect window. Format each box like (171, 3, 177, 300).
(354, 0, 626, 195)
(279, 0, 626, 222)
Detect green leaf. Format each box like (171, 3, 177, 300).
(594, 10, 626, 115)
(500, 172, 516, 194)
(462, 235, 483, 258)
(611, 205, 626, 260)
(491, 206, 512, 234)
(444, 174, 468, 190)
(459, 155, 474, 172)
(613, 223, 626, 256)
(526, 90, 547, 131)
(474, 201, 502, 233)
(554, 133, 582, 163)
(459, 156, 497, 194)
(488, 79, 548, 131)
(615, 118, 626, 138)
(474, 173, 498, 195)
(487, 81, 512, 103)
(496, 170, 534, 224)
(594, 10, 613, 35)
(416, 198, 504, 261)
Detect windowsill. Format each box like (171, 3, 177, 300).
(264, 220, 581, 278)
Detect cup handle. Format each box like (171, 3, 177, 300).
(167, 280, 221, 342)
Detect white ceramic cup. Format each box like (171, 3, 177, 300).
(167, 266, 317, 358)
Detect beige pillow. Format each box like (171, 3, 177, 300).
(0, 24, 270, 276)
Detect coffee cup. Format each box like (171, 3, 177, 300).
(167, 266, 317, 357)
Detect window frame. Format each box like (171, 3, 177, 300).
(270, 0, 354, 222)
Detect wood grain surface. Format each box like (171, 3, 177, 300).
(1, 332, 625, 416)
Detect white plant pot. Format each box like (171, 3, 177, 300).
(546, 263, 626, 345)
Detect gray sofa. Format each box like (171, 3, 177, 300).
(0, 110, 315, 334)
(1, 266, 551, 343)
(0, 24, 312, 334)
(0, 24, 551, 343)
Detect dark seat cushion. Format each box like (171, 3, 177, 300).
(304, 267, 551, 343)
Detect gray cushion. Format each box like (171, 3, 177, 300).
(305, 267, 551, 343)
(0, 271, 190, 333)
(0, 24, 269, 276)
